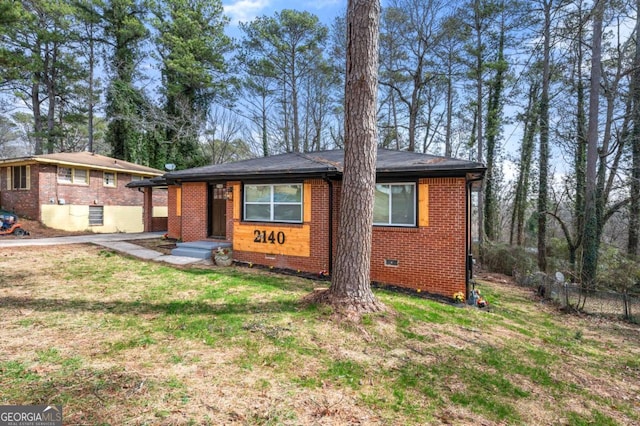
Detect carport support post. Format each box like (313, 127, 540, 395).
(143, 188, 153, 232)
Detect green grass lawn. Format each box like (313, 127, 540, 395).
(1, 244, 639, 425)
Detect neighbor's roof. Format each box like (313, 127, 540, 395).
(164, 149, 485, 182)
(0, 152, 164, 176)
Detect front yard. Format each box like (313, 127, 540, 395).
(1, 244, 639, 425)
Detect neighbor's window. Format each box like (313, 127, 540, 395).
(373, 183, 416, 226)
(11, 165, 30, 190)
(57, 167, 88, 185)
(244, 183, 303, 223)
(103, 172, 116, 187)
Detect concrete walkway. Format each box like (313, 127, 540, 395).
(0, 232, 205, 266)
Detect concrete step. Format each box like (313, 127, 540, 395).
(177, 241, 231, 250)
(171, 247, 212, 259)
(171, 241, 231, 259)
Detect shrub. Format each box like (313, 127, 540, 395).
(482, 243, 537, 278)
(597, 247, 640, 294)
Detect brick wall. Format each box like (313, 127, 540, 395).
(369, 178, 466, 297)
(41, 166, 145, 207)
(0, 164, 40, 219)
(170, 176, 469, 298)
(180, 182, 208, 242)
(152, 188, 168, 206)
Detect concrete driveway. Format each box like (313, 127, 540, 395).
(0, 231, 165, 247)
(0, 231, 204, 266)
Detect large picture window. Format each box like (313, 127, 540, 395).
(244, 184, 303, 223)
(374, 183, 416, 226)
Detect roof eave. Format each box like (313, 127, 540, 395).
(166, 168, 339, 183)
(0, 156, 162, 176)
(376, 166, 487, 178)
(34, 157, 163, 175)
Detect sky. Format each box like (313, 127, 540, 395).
(223, 0, 347, 30)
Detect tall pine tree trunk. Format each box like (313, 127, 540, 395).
(310, 0, 384, 315)
(582, 0, 604, 290)
(628, 0, 640, 257)
(574, 56, 587, 270)
(537, 0, 552, 272)
(32, 78, 44, 155)
(484, 21, 506, 242)
(510, 81, 539, 246)
(474, 0, 485, 250)
(445, 56, 453, 157)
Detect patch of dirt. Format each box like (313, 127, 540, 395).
(131, 238, 177, 255)
(0, 217, 93, 239)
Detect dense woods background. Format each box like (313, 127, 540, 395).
(2, 0, 640, 298)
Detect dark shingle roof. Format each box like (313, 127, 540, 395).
(165, 149, 485, 182)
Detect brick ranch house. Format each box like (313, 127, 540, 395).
(137, 149, 485, 299)
(0, 152, 168, 233)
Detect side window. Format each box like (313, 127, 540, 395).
(74, 169, 88, 184)
(58, 167, 88, 185)
(373, 183, 416, 226)
(11, 166, 30, 190)
(103, 172, 116, 187)
(58, 167, 72, 183)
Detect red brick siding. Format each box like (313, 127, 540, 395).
(152, 188, 168, 208)
(180, 182, 208, 242)
(369, 178, 467, 297)
(168, 176, 468, 298)
(0, 164, 40, 219)
(151, 217, 168, 232)
(40, 166, 144, 207)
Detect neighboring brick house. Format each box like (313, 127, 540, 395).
(0, 152, 167, 233)
(147, 149, 485, 298)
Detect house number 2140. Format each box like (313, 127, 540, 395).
(253, 230, 286, 244)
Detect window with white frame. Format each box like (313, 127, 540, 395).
(373, 183, 416, 226)
(103, 172, 116, 187)
(57, 167, 88, 185)
(244, 183, 303, 223)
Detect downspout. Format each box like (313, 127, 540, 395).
(323, 175, 334, 275)
(466, 175, 484, 299)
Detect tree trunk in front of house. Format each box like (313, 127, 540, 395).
(306, 0, 385, 317)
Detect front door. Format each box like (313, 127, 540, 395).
(209, 184, 227, 239)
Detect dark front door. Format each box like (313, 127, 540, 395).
(209, 185, 227, 239)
